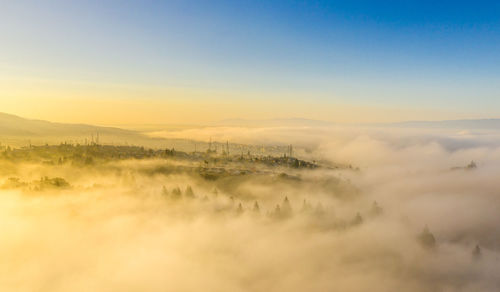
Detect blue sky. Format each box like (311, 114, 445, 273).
(1, 0, 500, 123)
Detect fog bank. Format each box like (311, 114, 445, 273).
(2, 126, 500, 291)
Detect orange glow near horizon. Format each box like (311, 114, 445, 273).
(0, 77, 475, 126)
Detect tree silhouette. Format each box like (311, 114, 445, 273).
(273, 204, 281, 218)
(185, 185, 195, 198)
(236, 203, 244, 215)
(352, 212, 363, 226)
(301, 199, 312, 213)
(282, 196, 292, 217)
(418, 226, 436, 249)
(473, 245, 481, 259)
(370, 201, 383, 216)
(171, 187, 182, 200)
(253, 201, 260, 213)
(161, 186, 169, 197)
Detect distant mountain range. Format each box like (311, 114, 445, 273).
(0, 113, 294, 154)
(0, 112, 134, 137)
(0, 112, 179, 148)
(212, 117, 500, 129)
(2, 112, 500, 147)
(211, 118, 334, 127)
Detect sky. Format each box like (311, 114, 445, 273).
(1, 0, 500, 125)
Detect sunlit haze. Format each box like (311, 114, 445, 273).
(2, 1, 500, 292)
(2, 1, 500, 124)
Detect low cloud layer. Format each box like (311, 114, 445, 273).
(2, 125, 500, 291)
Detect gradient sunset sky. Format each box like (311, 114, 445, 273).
(1, 0, 500, 125)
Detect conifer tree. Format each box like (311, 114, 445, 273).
(473, 245, 481, 259)
(352, 212, 363, 225)
(253, 201, 260, 213)
(418, 225, 436, 249)
(282, 196, 292, 216)
(236, 203, 244, 215)
(185, 185, 195, 198)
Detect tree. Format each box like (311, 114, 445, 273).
(301, 199, 312, 213)
(185, 185, 195, 198)
(161, 186, 169, 197)
(253, 201, 260, 213)
(282, 196, 292, 216)
(418, 226, 436, 249)
(352, 212, 363, 226)
(171, 187, 182, 200)
(370, 201, 383, 216)
(236, 203, 244, 215)
(274, 204, 281, 218)
(467, 161, 477, 170)
(473, 245, 481, 259)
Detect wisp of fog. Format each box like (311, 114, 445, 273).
(2, 126, 500, 291)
